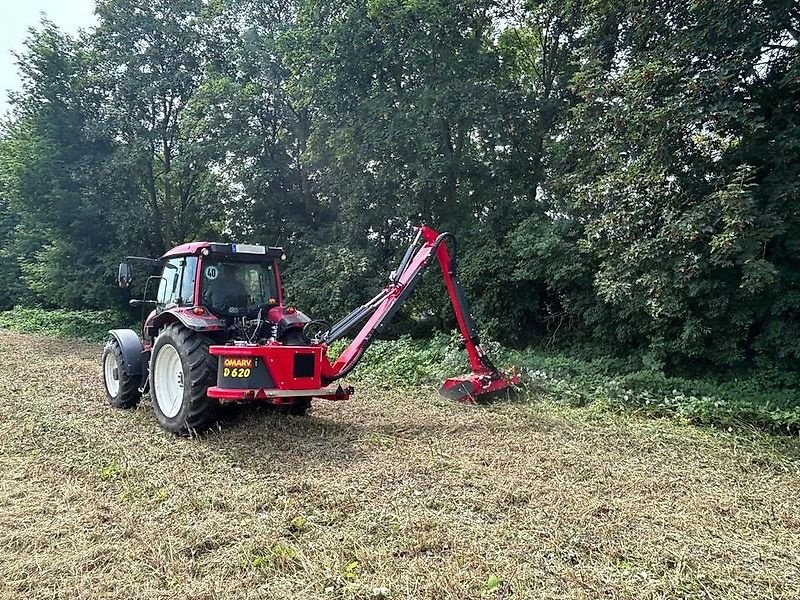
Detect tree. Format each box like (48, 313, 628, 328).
(540, 0, 800, 366)
(1, 0, 797, 369)
(94, 0, 223, 254)
(3, 21, 130, 308)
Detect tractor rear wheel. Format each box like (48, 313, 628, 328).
(102, 338, 142, 408)
(150, 323, 218, 435)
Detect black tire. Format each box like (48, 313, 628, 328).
(149, 323, 218, 435)
(102, 338, 142, 408)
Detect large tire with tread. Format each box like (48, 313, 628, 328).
(102, 338, 142, 408)
(150, 323, 218, 435)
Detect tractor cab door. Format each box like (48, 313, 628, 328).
(142, 256, 199, 344)
(156, 257, 198, 309)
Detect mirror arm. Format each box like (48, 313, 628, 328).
(129, 299, 158, 308)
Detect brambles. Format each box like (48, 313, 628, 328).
(348, 334, 800, 434)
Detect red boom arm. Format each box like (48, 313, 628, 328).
(319, 226, 518, 400)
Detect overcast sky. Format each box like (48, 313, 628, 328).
(0, 0, 97, 115)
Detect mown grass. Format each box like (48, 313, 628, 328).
(0, 330, 798, 599)
(1, 306, 799, 434)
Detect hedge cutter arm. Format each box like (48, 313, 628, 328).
(318, 225, 520, 402)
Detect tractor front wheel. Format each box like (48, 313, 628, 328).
(102, 338, 142, 408)
(150, 323, 218, 435)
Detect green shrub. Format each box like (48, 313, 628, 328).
(2, 307, 797, 434)
(337, 333, 469, 388)
(0, 306, 134, 342)
(348, 334, 800, 434)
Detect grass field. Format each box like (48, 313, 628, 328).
(1, 330, 799, 599)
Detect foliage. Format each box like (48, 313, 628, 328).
(1, 305, 797, 432)
(337, 332, 800, 434)
(0, 0, 798, 372)
(0, 306, 134, 341)
(0, 170, 26, 310)
(546, 0, 800, 369)
(328, 332, 473, 388)
(1, 22, 131, 309)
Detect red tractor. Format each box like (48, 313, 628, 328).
(102, 225, 518, 434)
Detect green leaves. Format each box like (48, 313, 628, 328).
(1, 0, 798, 370)
(545, 0, 800, 367)
(483, 573, 501, 593)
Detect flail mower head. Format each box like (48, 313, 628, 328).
(440, 369, 521, 403)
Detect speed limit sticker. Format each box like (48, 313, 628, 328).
(205, 265, 218, 280)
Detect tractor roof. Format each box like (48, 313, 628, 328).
(161, 242, 285, 260)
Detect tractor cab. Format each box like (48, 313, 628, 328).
(158, 242, 283, 319)
(117, 242, 310, 348)
(199, 257, 278, 318)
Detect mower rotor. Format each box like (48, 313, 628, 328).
(439, 370, 521, 403)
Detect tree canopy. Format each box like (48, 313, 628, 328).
(1, 0, 797, 369)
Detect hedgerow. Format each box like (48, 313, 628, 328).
(0, 306, 134, 342)
(2, 307, 797, 434)
(332, 332, 800, 434)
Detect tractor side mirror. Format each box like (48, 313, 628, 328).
(118, 262, 132, 288)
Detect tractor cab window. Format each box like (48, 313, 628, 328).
(180, 257, 197, 305)
(157, 257, 198, 307)
(200, 258, 278, 316)
(157, 259, 181, 306)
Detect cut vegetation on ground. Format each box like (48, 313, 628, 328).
(1, 330, 799, 599)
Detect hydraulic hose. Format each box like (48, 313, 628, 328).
(324, 232, 454, 382)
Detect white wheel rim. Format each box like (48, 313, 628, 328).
(153, 344, 184, 418)
(104, 351, 120, 397)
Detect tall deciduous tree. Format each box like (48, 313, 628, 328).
(2, 22, 131, 308)
(94, 0, 222, 253)
(1, 0, 797, 368)
(539, 0, 800, 366)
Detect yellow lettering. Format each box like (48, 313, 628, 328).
(223, 357, 253, 369)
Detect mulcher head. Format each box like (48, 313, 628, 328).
(439, 370, 521, 403)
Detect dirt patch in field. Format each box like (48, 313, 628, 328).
(1, 330, 798, 599)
